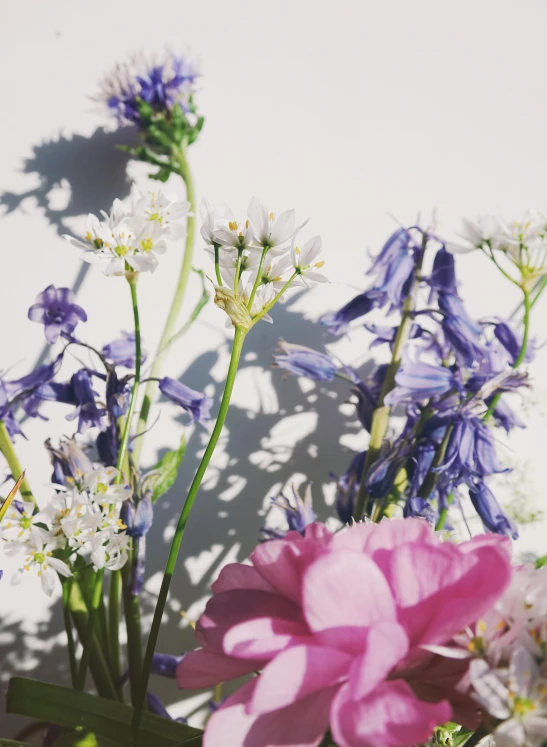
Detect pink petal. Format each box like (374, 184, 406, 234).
(204, 678, 337, 747)
(196, 589, 303, 650)
(348, 623, 409, 700)
(211, 563, 276, 594)
(177, 648, 263, 689)
(248, 645, 351, 714)
(331, 680, 452, 747)
(331, 517, 437, 555)
(302, 551, 396, 653)
(375, 542, 512, 648)
(223, 617, 312, 660)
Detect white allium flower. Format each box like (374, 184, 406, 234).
(1, 500, 51, 547)
(200, 199, 232, 247)
(64, 185, 189, 276)
(447, 215, 503, 254)
(247, 196, 301, 253)
(11, 534, 72, 597)
(213, 214, 256, 253)
(83, 467, 131, 505)
(290, 235, 328, 285)
(91, 530, 130, 571)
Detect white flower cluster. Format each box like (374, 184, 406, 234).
(449, 212, 547, 287)
(200, 196, 327, 327)
(64, 185, 190, 276)
(437, 564, 547, 746)
(0, 467, 131, 596)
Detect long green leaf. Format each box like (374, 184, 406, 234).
(55, 734, 123, 747)
(144, 435, 186, 503)
(6, 678, 201, 747)
(0, 740, 34, 747)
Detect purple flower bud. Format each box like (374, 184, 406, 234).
(96, 424, 118, 467)
(273, 340, 337, 382)
(159, 377, 213, 427)
(331, 450, 367, 524)
(146, 691, 187, 723)
(385, 359, 458, 407)
(151, 652, 184, 678)
(438, 292, 486, 368)
(122, 495, 153, 539)
(46, 438, 94, 486)
(102, 331, 148, 369)
(28, 285, 87, 344)
(65, 370, 106, 433)
(320, 291, 378, 335)
(469, 482, 518, 539)
(261, 486, 316, 540)
(427, 247, 457, 297)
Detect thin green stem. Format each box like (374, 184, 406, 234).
(108, 570, 123, 699)
(76, 567, 105, 690)
(133, 145, 195, 467)
(131, 326, 247, 744)
(247, 246, 269, 310)
(123, 543, 144, 706)
(213, 244, 223, 286)
(352, 264, 423, 522)
(485, 289, 531, 421)
(234, 249, 243, 294)
(250, 272, 298, 327)
(62, 578, 78, 687)
(0, 421, 35, 504)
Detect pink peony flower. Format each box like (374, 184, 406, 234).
(177, 519, 512, 747)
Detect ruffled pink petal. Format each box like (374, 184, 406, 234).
(248, 644, 351, 714)
(250, 534, 328, 604)
(330, 679, 452, 747)
(331, 517, 437, 555)
(375, 542, 512, 648)
(223, 617, 312, 659)
(211, 563, 276, 594)
(177, 648, 264, 689)
(204, 678, 338, 747)
(348, 622, 409, 700)
(302, 550, 396, 652)
(196, 589, 304, 650)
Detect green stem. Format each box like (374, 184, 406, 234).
(213, 244, 223, 286)
(247, 246, 269, 310)
(62, 578, 78, 687)
(484, 289, 531, 421)
(250, 272, 298, 327)
(76, 567, 105, 691)
(0, 421, 35, 504)
(234, 249, 243, 293)
(130, 325, 247, 743)
(132, 145, 195, 467)
(108, 570, 123, 700)
(123, 544, 144, 706)
(352, 266, 423, 522)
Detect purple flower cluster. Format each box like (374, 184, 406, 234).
(273, 227, 529, 537)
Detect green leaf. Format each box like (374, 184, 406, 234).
(536, 554, 547, 568)
(145, 435, 186, 503)
(55, 733, 123, 747)
(0, 740, 34, 746)
(6, 678, 201, 747)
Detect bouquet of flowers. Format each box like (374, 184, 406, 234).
(1, 47, 546, 747)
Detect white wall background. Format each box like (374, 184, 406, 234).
(1, 0, 547, 736)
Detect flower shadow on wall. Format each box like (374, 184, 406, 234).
(0, 294, 370, 735)
(0, 126, 138, 377)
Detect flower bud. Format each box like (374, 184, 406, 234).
(213, 287, 252, 330)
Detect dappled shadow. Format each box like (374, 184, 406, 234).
(0, 294, 374, 735)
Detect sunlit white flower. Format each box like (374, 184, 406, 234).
(213, 213, 256, 253)
(130, 186, 190, 240)
(470, 648, 547, 747)
(251, 253, 294, 291)
(247, 196, 302, 254)
(290, 235, 328, 285)
(83, 467, 131, 505)
(91, 530, 130, 571)
(200, 199, 232, 247)
(447, 215, 503, 254)
(1, 501, 50, 547)
(11, 534, 72, 597)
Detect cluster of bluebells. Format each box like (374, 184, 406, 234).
(200, 196, 327, 329)
(274, 225, 530, 536)
(0, 277, 213, 594)
(96, 49, 199, 127)
(434, 562, 547, 746)
(64, 184, 190, 276)
(0, 460, 130, 596)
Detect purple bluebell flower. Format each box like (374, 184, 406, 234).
(488, 397, 525, 432)
(427, 247, 457, 297)
(151, 652, 184, 678)
(493, 321, 534, 366)
(122, 495, 153, 539)
(365, 323, 422, 351)
(365, 443, 408, 499)
(403, 496, 436, 523)
(260, 486, 316, 540)
(350, 364, 387, 432)
(438, 292, 486, 368)
(331, 450, 367, 524)
(28, 285, 87, 344)
(442, 416, 507, 482)
(273, 340, 337, 382)
(105, 369, 131, 419)
(384, 358, 459, 407)
(320, 291, 378, 335)
(468, 482, 518, 539)
(46, 438, 94, 486)
(102, 331, 147, 369)
(65, 370, 106, 432)
(159, 377, 213, 427)
(96, 425, 118, 467)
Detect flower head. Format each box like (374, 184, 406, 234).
(178, 518, 512, 747)
(11, 534, 71, 597)
(28, 285, 87, 344)
(273, 340, 337, 382)
(290, 236, 328, 286)
(159, 377, 213, 427)
(102, 331, 147, 369)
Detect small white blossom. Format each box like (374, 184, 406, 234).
(1, 500, 51, 547)
(213, 214, 256, 253)
(11, 534, 72, 597)
(200, 199, 232, 247)
(83, 467, 131, 505)
(247, 196, 302, 253)
(129, 185, 190, 240)
(291, 235, 328, 285)
(91, 530, 130, 571)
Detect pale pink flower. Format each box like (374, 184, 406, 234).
(177, 519, 512, 747)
